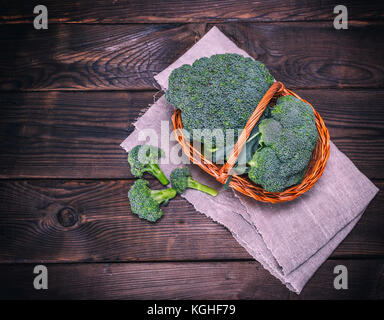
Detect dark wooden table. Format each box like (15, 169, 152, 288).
(0, 1, 383, 300)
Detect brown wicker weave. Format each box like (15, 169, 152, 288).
(171, 81, 330, 203)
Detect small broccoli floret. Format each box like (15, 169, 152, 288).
(128, 145, 169, 185)
(248, 147, 285, 192)
(258, 118, 282, 146)
(166, 53, 274, 149)
(248, 95, 318, 192)
(128, 179, 177, 222)
(170, 167, 218, 197)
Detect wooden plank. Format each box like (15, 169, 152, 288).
(1, 0, 383, 24)
(0, 179, 382, 263)
(0, 179, 249, 263)
(1, 22, 384, 91)
(0, 90, 149, 179)
(217, 22, 384, 89)
(0, 89, 383, 179)
(0, 260, 382, 299)
(291, 259, 384, 299)
(332, 184, 384, 258)
(0, 24, 197, 91)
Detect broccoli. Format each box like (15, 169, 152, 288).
(248, 95, 318, 192)
(166, 53, 274, 151)
(170, 167, 218, 197)
(128, 179, 177, 222)
(128, 144, 169, 185)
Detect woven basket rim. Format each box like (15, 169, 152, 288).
(171, 82, 330, 203)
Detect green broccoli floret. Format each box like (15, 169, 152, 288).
(128, 179, 177, 222)
(166, 53, 274, 150)
(248, 95, 318, 192)
(258, 118, 282, 146)
(170, 167, 218, 197)
(128, 144, 169, 185)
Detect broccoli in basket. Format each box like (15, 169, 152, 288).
(170, 167, 218, 197)
(166, 54, 318, 194)
(248, 95, 318, 192)
(128, 179, 177, 222)
(166, 53, 274, 151)
(128, 144, 169, 185)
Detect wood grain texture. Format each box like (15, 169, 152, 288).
(1, 0, 383, 24)
(0, 260, 383, 299)
(0, 90, 149, 179)
(1, 23, 384, 91)
(0, 179, 382, 263)
(0, 24, 197, 91)
(1, 1, 383, 301)
(218, 22, 384, 89)
(0, 179, 248, 263)
(0, 89, 383, 179)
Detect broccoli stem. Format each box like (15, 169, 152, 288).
(146, 164, 170, 185)
(187, 177, 218, 197)
(151, 188, 177, 204)
(248, 159, 257, 168)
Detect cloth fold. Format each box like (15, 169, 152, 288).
(121, 26, 378, 293)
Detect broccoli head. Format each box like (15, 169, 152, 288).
(248, 95, 318, 192)
(128, 179, 177, 222)
(128, 144, 169, 185)
(166, 53, 274, 150)
(170, 167, 218, 197)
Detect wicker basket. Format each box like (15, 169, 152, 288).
(171, 81, 330, 203)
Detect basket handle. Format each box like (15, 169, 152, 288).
(217, 81, 286, 183)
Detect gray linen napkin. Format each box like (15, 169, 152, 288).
(121, 26, 378, 293)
